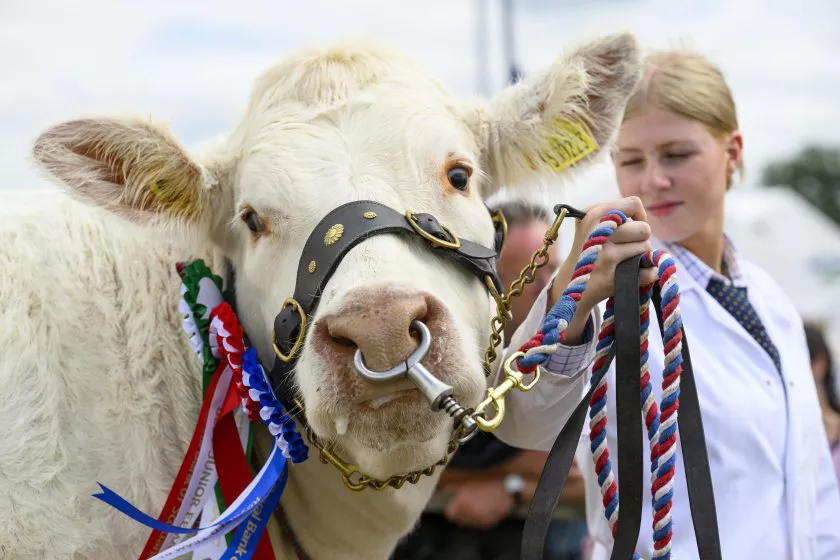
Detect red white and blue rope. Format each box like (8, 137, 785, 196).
(517, 210, 683, 560)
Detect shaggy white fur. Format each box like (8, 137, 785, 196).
(0, 191, 222, 558)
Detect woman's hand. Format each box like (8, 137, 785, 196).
(442, 479, 515, 529)
(550, 196, 657, 344)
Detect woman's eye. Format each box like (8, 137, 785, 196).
(242, 209, 265, 234)
(666, 152, 692, 161)
(447, 166, 471, 191)
(619, 159, 642, 167)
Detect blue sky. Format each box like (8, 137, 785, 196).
(2, 0, 838, 195)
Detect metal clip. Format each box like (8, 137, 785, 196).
(318, 442, 366, 491)
(474, 351, 541, 431)
(552, 203, 587, 221)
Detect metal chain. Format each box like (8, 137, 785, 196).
(304, 423, 461, 491)
(302, 206, 575, 492)
(482, 206, 569, 376)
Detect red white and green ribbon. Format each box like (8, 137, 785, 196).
(93, 259, 307, 560)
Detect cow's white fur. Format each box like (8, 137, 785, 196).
(1, 34, 641, 559)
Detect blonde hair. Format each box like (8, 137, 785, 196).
(624, 49, 744, 185)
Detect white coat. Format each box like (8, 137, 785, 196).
(494, 243, 840, 559)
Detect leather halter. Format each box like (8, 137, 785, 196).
(269, 200, 507, 405)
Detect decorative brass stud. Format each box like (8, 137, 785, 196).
(324, 224, 344, 246)
(363, 211, 377, 219)
(308, 260, 317, 273)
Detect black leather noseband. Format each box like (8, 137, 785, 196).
(269, 200, 507, 406)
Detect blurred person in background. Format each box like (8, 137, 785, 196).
(390, 200, 589, 560)
(492, 48, 840, 559)
(804, 323, 840, 486)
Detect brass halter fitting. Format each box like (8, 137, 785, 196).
(272, 298, 307, 362)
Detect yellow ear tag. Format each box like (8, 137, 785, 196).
(148, 179, 163, 197)
(538, 119, 598, 172)
(147, 178, 197, 217)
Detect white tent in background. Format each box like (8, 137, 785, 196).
(724, 185, 840, 357)
(724, 186, 840, 324)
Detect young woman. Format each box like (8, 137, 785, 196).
(496, 49, 840, 559)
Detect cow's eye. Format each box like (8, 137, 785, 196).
(447, 165, 471, 191)
(241, 208, 265, 234)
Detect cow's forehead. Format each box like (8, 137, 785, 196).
(233, 109, 480, 222)
(223, 40, 487, 219)
(241, 87, 473, 155)
(233, 82, 478, 203)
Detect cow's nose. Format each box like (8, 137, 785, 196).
(323, 288, 429, 372)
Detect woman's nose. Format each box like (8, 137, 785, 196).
(641, 160, 669, 190)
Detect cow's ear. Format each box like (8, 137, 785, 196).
(33, 117, 228, 230)
(473, 32, 642, 197)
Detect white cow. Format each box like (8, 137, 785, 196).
(0, 33, 641, 559)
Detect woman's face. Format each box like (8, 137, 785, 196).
(613, 106, 742, 243)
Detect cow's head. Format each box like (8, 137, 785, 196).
(32, 34, 641, 479)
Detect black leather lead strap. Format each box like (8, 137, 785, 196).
(522, 257, 721, 560)
(520, 256, 645, 560)
(270, 200, 504, 402)
(520, 345, 613, 559)
(611, 255, 645, 559)
(651, 288, 722, 560)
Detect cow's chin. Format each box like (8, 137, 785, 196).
(341, 405, 454, 480)
(312, 391, 456, 480)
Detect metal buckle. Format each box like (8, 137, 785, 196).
(272, 297, 308, 362)
(490, 207, 508, 249)
(405, 210, 461, 250)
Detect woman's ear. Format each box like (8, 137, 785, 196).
(725, 130, 744, 185)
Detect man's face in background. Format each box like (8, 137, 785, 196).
(497, 218, 560, 335)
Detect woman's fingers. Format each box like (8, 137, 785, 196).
(610, 221, 651, 244)
(601, 240, 652, 268)
(586, 196, 648, 223)
(562, 196, 655, 312)
(639, 267, 659, 287)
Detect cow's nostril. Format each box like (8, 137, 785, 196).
(408, 321, 424, 340)
(331, 335, 356, 348)
(320, 289, 430, 371)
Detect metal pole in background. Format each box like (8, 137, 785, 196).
(501, 0, 522, 84)
(475, 0, 491, 96)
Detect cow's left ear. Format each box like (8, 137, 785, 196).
(472, 32, 642, 197)
(32, 117, 228, 230)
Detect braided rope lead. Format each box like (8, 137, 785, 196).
(517, 211, 683, 560)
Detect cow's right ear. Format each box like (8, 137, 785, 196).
(32, 117, 229, 231)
